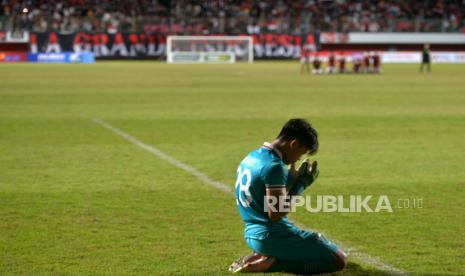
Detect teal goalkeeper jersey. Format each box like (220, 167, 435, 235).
(235, 142, 295, 240)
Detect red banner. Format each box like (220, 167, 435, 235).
(30, 32, 315, 59)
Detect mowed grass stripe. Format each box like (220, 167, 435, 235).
(0, 118, 244, 274)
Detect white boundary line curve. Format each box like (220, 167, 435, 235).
(92, 117, 406, 275)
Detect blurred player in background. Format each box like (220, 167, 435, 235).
(363, 52, 371, 73)
(419, 44, 431, 73)
(338, 53, 346, 74)
(352, 54, 362, 74)
(230, 119, 347, 274)
(372, 52, 382, 73)
(300, 44, 312, 74)
(327, 52, 336, 74)
(312, 53, 323, 75)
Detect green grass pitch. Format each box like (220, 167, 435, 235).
(1, 61, 464, 275)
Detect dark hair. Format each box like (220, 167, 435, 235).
(277, 119, 319, 155)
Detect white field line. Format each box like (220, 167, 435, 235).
(92, 118, 406, 275)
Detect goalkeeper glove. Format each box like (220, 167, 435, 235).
(288, 160, 319, 196)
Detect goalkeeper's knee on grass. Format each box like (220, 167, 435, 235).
(229, 249, 347, 274)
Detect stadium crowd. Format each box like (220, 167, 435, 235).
(1, 0, 464, 34)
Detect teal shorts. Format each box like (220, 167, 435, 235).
(245, 226, 339, 263)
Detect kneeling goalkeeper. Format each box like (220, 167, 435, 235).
(230, 119, 347, 274)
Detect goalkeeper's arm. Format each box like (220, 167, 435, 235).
(265, 160, 319, 222)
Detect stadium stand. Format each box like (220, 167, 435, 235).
(1, 0, 464, 34)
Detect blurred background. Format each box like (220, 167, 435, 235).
(2, 0, 464, 34)
(0, 1, 464, 63)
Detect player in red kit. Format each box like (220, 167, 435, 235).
(363, 52, 371, 73)
(338, 53, 346, 74)
(372, 52, 381, 73)
(312, 53, 323, 75)
(327, 52, 336, 74)
(352, 55, 362, 74)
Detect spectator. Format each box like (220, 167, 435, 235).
(1, 0, 464, 34)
